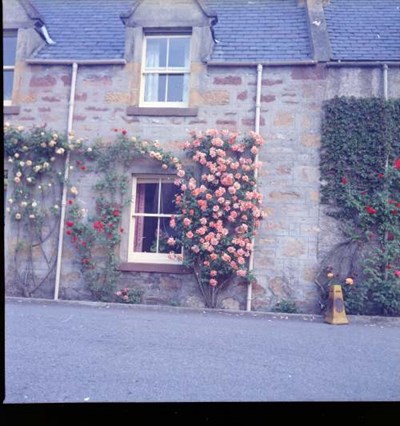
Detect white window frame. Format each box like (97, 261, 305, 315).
(140, 34, 191, 108)
(3, 30, 17, 106)
(128, 175, 182, 264)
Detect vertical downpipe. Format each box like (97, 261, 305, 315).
(382, 64, 388, 101)
(54, 62, 78, 300)
(382, 63, 390, 282)
(246, 63, 263, 311)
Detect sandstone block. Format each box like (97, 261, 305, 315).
(309, 190, 320, 202)
(237, 91, 248, 100)
(75, 92, 88, 101)
(269, 276, 291, 298)
(216, 119, 236, 127)
(199, 90, 230, 105)
(296, 166, 320, 183)
(275, 165, 292, 175)
(42, 96, 61, 102)
(185, 295, 205, 308)
(273, 111, 294, 127)
(282, 239, 306, 257)
(17, 94, 37, 103)
(30, 75, 57, 87)
(303, 266, 318, 282)
(242, 117, 265, 126)
(84, 75, 112, 86)
(255, 95, 276, 103)
(160, 276, 182, 290)
(269, 191, 301, 201)
(221, 297, 240, 311)
(301, 134, 321, 148)
(213, 75, 242, 85)
(105, 92, 131, 104)
(262, 79, 283, 86)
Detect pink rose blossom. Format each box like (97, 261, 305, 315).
(250, 146, 258, 155)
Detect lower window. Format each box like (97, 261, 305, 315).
(128, 176, 182, 264)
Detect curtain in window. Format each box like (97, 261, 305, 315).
(134, 185, 145, 252)
(145, 40, 160, 102)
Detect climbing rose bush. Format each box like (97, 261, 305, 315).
(170, 129, 265, 308)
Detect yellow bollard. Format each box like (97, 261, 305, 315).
(324, 284, 349, 325)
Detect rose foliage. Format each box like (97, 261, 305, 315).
(4, 123, 81, 296)
(170, 129, 265, 308)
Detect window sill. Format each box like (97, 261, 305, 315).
(4, 105, 20, 115)
(126, 106, 198, 117)
(119, 262, 192, 274)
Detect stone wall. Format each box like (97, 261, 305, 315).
(4, 27, 400, 311)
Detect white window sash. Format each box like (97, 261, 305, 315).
(128, 176, 182, 264)
(3, 63, 15, 105)
(3, 30, 17, 105)
(140, 35, 191, 107)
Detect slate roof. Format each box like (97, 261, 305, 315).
(31, 0, 132, 60)
(205, 0, 312, 62)
(324, 0, 400, 61)
(27, 0, 400, 62)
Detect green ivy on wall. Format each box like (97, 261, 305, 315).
(317, 97, 400, 316)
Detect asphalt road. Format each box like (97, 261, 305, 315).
(4, 298, 400, 403)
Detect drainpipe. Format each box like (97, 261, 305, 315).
(382, 64, 388, 101)
(246, 63, 263, 312)
(54, 62, 78, 300)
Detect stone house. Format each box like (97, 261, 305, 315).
(3, 0, 400, 312)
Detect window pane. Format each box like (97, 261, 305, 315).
(146, 38, 167, 68)
(3, 70, 14, 100)
(167, 74, 186, 102)
(3, 32, 17, 66)
(159, 217, 182, 254)
(136, 182, 160, 214)
(144, 73, 167, 102)
(168, 37, 190, 68)
(135, 217, 158, 253)
(160, 182, 178, 214)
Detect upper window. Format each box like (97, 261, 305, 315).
(3, 30, 17, 105)
(128, 176, 182, 264)
(141, 35, 191, 107)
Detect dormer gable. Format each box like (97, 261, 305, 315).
(120, 0, 217, 28)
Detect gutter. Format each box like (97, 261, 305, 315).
(206, 60, 317, 67)
(54, 62, 78, 300)
(326, 61, 400, 68)
(246, 63, 263, 312)
(26, 59, 127, 65)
